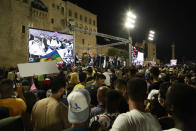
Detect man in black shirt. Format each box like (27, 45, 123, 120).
(85, 73, 106, 106)
(148, 66, 161, 93)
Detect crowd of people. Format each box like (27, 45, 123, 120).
(28, 29, 74, 63)
(0, 64, 196, 131)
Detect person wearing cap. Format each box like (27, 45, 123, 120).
(63, 88, 91, 131)
(31, 77, 70, 131)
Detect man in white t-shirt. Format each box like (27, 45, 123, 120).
(111, 78, 161, 131)
(103, 69, 111, 87)
(164, 128, 182, 131)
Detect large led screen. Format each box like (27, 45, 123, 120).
(170, 59, 177, 66)
(133, 51, 144, 65)
(28, 28, 74, 64)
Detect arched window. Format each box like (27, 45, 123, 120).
(89, 18, 92, 24)
(93, 20, 96, 26)
(85, 26, 88, 30)
(69, 10, 72, 17)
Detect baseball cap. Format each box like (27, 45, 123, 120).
(67, 88, 91, 124)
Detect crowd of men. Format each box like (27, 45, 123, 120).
(0, 64, 196, 131)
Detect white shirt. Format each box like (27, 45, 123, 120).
(50, 39, 60, 47)
(29, 40, 45, 56)
(47, 39, 51, 46)
(103, 72, 111, 86)
(164, 128, 182, 131)
(147, 89, 159, 101)
(110, 109, 161, 131)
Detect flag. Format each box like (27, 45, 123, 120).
(30, 83, 37, 92)
(40, 50, 62, 62)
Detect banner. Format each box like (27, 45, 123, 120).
(17, 61, 59, 77)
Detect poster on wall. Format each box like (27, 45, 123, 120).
(28, 28, 74, 65)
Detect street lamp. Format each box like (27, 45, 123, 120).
(148, 30, 155, 41)
(125, 11, 136, 66)
(148, 30, 156, 62)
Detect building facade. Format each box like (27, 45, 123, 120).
(0, 0, 97, 66)
(143, 40, 157, 62)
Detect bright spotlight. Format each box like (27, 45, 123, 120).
(149, 30, 155, 34)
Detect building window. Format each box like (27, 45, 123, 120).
(79, 24, 83, 29)
(52, 3, 55, 8)
(89, 28, 92, 32)
(75, 22, 78, 27)
(51, 18, 54, 24)
(89, 18, 92, 24)
(57, 6, 59, 10)
(69, 10, 72, 17)
(61, 7, 64, 15)
(85, 17, 87, 23)
(80, 15, 82, 21)
(74, 12, 78, 19)
(85, 26, 88, 30)
(89, 28, 92, 35)
(82, 39, 85, 44)
(23, 0, 28, 3)
(22, 25, 25, 33)
(61, 19, 65, 26)
(93, 20, 96, 26)
(84, 26, 88, 34)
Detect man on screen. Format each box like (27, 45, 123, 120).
(29, 36, 46, 58)
(50, 36, 61, 49)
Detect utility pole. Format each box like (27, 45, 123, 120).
(171, 42, 175, 59)
(128, 30, 132, 66)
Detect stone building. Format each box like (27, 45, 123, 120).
(0, 0, 97, 66)
(143, 40, 157, 62)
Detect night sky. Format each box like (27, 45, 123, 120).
(66, 0, 195, 63)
